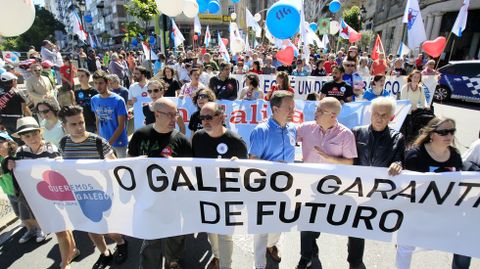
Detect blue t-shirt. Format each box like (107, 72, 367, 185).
(91, 93, 128, 147)
(363, 88, 390, 101)
(249, 117, 296, 163)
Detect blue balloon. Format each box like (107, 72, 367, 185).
(131, 38, 138, 47)
(329, 0, 341, 13)
(266, 1, 301, 39)
(149, 36, 156, 45)
(309, 22, 318, 32)
(197, 0, 208, 13)
(84, 15, 93, 23)
(208, 0, 220, 14)
(231, 0, 240, 3)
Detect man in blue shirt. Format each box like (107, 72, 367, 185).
(91, 70, 128, 158)
(249, 90, 296, 269)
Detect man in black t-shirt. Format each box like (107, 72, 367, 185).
(208, 63, 238, 100)
(320, 66, 353, 104)
(75, 68, 98, 133)
(128, 98, 192, 269)
(192, 102, 247, 269)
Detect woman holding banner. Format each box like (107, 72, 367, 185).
(265, 71, 294, 101)
(396, 117, 463, 269)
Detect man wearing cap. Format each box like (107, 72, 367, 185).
(192, 102, 248, 269)
(0, 72, 32, 133)
(26, 63, 56, 107)
(203, 53, 219, 71)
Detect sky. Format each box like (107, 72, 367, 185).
(33, 0, 45, 6)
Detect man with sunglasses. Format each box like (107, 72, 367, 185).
(25, 63, 56, 107)
(128, 97, 192, 269)
(295, 97, 358, 269)
(320, 66, 353, 104)
(192, 102, 247, 269)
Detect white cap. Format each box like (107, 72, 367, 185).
(0, 72, 18, 82)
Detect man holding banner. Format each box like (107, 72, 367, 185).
(249, 91, 297, 269)
(192, 102, 248, 269)
(296, 97, 359, 269)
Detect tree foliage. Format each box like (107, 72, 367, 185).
(0, 5, 65, 51)
(125, 0, 159, 40)
(343, 6, 362, 31)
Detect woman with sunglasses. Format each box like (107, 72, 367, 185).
(36, 101, 64, 148)
(396, 117, 462, 269)
(189, 88, 216, 137)
(143, 80, 186, 134)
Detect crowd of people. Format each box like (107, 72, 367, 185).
(0, 38, 478, 269)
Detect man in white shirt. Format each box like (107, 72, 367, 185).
(128, 66, 150, 130)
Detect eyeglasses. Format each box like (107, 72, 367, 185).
(199, 113, 219, 121)
(156, 111, 179, 118)
(33, 69, 42, 72)
(147, 89, 162, 93)
(433, 128, 456, 136)
(38, 109, 51, 114)
(197, 94, 209, 100)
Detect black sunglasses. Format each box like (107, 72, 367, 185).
(199, 113, 219, 121)
(197, 94, 209, 99)
(38, 109, 51, 114)
(147, 89, 162, 93)
(433, 128, 456, 136)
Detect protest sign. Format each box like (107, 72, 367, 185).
(15, 158, 480, 258)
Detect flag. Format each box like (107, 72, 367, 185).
(318, 18, 330, 35)
(171, 19, 185, 48)
(70, 12, 87, 42)
(204, 25, 211, 47)
(194, 15, 202, 34)
(371, 35, 385, 60)
(1, 51, 20, 64)
(322, 34, 329, 49)
(89, 33, 97, 48)
(397, 42, 411, 57)
(339, 19, 358, 40)
(218, 33, 230, 62)
(142, 42, 159, 61)
(264, 26, 275, 44)
(451, 0, 470, 37)
(402, 0, 427, 49)
(245, 33, 250, 52)
(246, 8, 262, 38)
(299, 2, 310, 61)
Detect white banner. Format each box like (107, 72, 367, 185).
(15, 158, 480, 258)
(230, 74, 437, 105)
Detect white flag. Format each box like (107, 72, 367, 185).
(245, 34, 250, 52)
(204, 25, 211, 47)
(299, 2, 310, 61)
(70, 12, 87, 42)
(142, 42, 159, 61)
(218, 33, 230, 63)
(322, 34, 330, 49)
(264, 26, 275, 44)
(171, 19, 185, 48)
(194, 15, 202, 34)
(246, 8, 262, 38)
(402, 0, 427, 49)
(451, 0, 470, 37)
(397, 42, 411, 57)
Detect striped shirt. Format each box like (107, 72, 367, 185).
(60, 133, 113, 160)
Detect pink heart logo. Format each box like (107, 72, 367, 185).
(349, 31, 362, 43)
(36, 170, 75, 201)
(422, 36, 447, 58)
(276, 46, 294, 66)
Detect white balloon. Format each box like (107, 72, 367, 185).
(330, 20, 340, 35)
(254, 13, 262, 22)
(183, 0, 199, 18)
(231, 12, 237, 20)
(0, 0, 35, 37)
(231, 38, 245, 54)
(156, 0, 182, 17)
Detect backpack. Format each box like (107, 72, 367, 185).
(59, 135, 105, 159)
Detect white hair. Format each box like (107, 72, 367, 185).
(371, 97, 396, 116)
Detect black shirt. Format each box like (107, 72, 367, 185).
(163, 77, 181, 97)
(188, 110, 203, 133)
(311, 68, 327, 76)
(321, 81, 354, 102)
(276, 65, 292, 74)
(75, 87, 98, 127)
(405, 145, 462, 173)
(208, 76, 238, 100)
(0, 88, 25, 116)
(128, 125, 192, 157)
(143, 104, 155, 125)
(192, 129, 248, 159)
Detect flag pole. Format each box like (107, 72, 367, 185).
(447, 32, 455, 63)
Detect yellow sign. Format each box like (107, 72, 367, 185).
(198, 14, 230, 24)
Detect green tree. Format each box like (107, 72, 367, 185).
(124, 0, 159, 41)
(343, 6, 362, 31)
(0, 5, 65, 51)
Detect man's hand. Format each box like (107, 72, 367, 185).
(388, 162, 402, 176)
(7, 159, 16, 171)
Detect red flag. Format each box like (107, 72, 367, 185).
(371, 35, 385, 60)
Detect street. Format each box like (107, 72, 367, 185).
(0, 101, 479, 269)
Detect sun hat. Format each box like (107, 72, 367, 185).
(12, 117, 43, 138)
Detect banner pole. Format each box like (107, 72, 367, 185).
(436, 32, 453, 69)
(448, 34, 456, 63)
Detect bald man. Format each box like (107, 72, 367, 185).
(295, 97, 359, 269)
(128, 97, 192, 269)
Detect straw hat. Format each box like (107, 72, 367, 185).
(12, 117, 43, 138)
